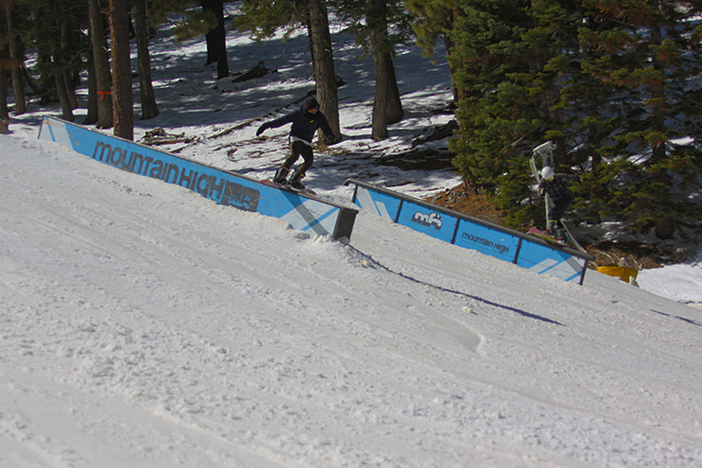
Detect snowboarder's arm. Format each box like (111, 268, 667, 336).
(559, 173, 580, 182)
(318, 114, 337, 144)
(538, 179, 548, 192)
(268, 112, 296, 129)
(257, 112, 296, 136)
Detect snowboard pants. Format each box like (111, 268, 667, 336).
(549, 192, 574, 229)
(282, 141, 314, 180)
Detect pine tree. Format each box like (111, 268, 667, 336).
(574, 0, 702, 231)
(448, 0, 548, 193)
(367, 0, 403, 140)
(88, 0, 112, 128)
(309, 0, 340, 141)
(448, 0, 702, 231)
(0, 3, 9, 120)
(15, 0, 89, 121)
(404, 0, 465, 102)
(201, 0, 229, 80)
(336, 0, 410, 139)
(148, 0, 213, 40)
(110, 0, 133, 139)
(135, 0, 159, 120)
(1, 0, 25, 115)
(235, 0, 341, 138)
(234, 0, 308, 40)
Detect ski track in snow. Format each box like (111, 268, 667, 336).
(1, 133, 702, 467)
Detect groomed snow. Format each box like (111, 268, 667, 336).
(2, 127, 702, 467)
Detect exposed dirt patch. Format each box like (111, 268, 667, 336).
(427, 184, 505, 226)
(585, 242, 663, 270)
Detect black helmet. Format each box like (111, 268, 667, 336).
(302, 97, 320, 119)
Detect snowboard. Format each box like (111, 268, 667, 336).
(528, 227, 566, 246)
(261, 179, 317, 197)
(528, 224, 587, 254)
(559, 221, 587, 254)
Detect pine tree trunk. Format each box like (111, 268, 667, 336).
(309, 0, 339, 141)
(0, 68, 8, 120)
(367, 0, 403, 140)
(110, 0, 133, 140)
(4, 2, 25, 115)
(202, 0, 216, 66)
(84, 55, 98, 124)
(202, 0, 229, 80)
(54, 19, 75, 121)
(89, 0, 112, 128)
(383, 55, 402, 124)
(0, 6, 7, 120)
(135, 0, 159, 119)
(64, 74, 78, 110)
(449, 7, 468, 103)
(54, 71, 74, 121)
(57, 18, 78, 111)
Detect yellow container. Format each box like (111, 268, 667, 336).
(597, 266, 639, 283)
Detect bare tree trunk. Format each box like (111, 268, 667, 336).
(59, 21, 78, 110)
(89, 0, 112, 128)
(110, 0, 133, 140)
(449, 7, 468, 103)
(309, 0, 339, 141)
(65, 71, 79, 109)
(4, 1, 25, 115)
(383, 53, 402, 124)
(367, 0, 402, 140)
(0, 68, 8, 120)
(202, 0, 229, 80)
(84, 54, 98, 124)
(0, 5, 8, 120)
(134, 0, 159, 119)
(54, 71, 74, 121)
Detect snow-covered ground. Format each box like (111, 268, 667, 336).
(2, 4, 702, 466)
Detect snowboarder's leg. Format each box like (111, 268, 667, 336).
(288, 143, 314, 189)
(275, 142, 303, 183)
(273, 167, 290, 184)
(549, 195, 573, 227)
(288, 167, 306, 189)
(548, 194, 573, 241)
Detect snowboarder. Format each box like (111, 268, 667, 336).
(538, 166, 579, 241)
(256, 97, 336, 189)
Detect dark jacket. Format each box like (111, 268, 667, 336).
(539, 173, 578, 201)
(259, 97, 335, 145)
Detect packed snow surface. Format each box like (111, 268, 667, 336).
(2, 3, 702, 465)
(2, 128, 702, 468)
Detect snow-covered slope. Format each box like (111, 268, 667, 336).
(2, 128, 701, 467)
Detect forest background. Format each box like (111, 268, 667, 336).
(0, 0, 700, 251)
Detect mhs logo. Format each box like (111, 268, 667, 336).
(92, 141, 259, 211)
(411, 211, 443, 230)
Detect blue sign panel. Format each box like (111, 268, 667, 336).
(517, 239, 586, 282)
(396, 200, 457, 244)
(454, 219, 520, 263)
(353, 185, 402, 221)
(345, 178, 593, 284)
(38, 117, 357, 239)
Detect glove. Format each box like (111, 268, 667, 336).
(325, 134, 337, 145)
(256, 124, 267, 136)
